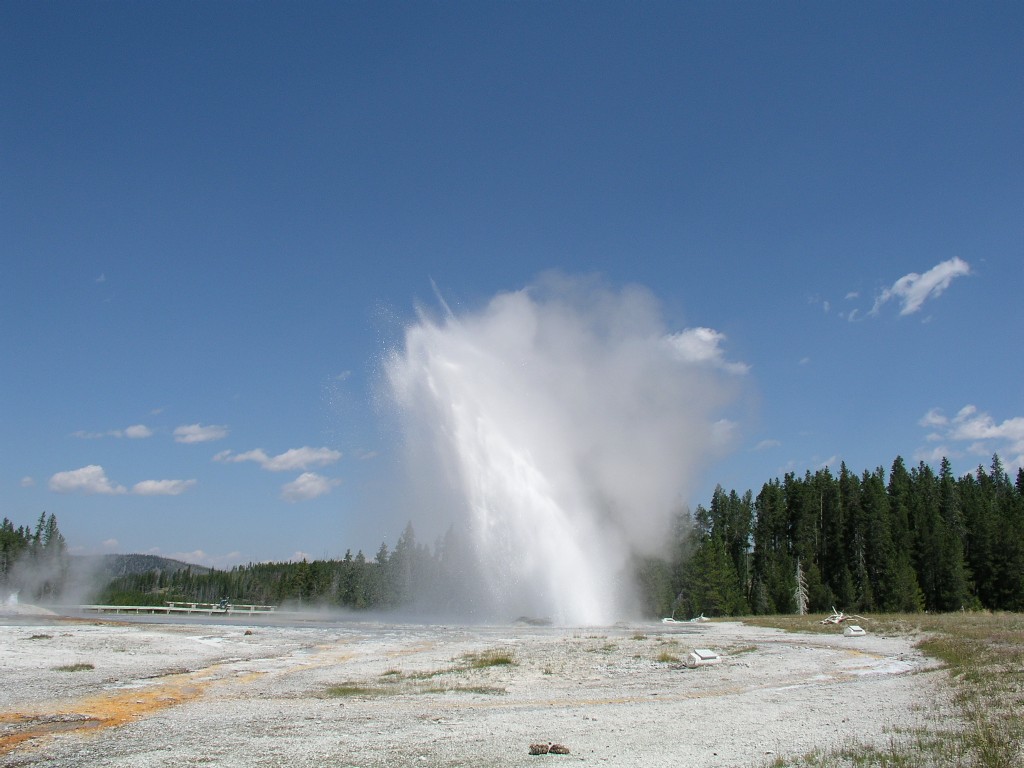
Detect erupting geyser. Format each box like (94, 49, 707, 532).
(386, 274, 746, 625)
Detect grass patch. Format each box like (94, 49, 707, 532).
(26, 634, 53, 641)
(632, 633, 648, 641)
(657, 650, 680, 663)
(52, 663, 94, 672)
(326, 679, 506, 698)
(463, 649, 516, 669)
(326, 647, 516, 699)
(748, 612, 1024, 768)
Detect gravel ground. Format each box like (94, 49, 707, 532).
(0, 608, 947, 768)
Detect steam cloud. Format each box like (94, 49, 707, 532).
(386, 274, 746, 625)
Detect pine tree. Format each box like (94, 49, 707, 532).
(935, 458, 971, 610)
(679, 536, 747, 617)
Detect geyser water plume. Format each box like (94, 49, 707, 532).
(386, 274, 746, 625)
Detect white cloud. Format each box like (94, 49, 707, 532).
(101, 538, 119, 550)
(950, 411, 1024, 444)
(73, 424, 154, 439)
(131, 479, 197, 496)
(663, 327, 750, 374)
(49, 465, 127, 495)
(955, 404, 978, 421)
(917, 444, 957, 464)
(918, 408, 948, 428)
(48, 465, 197, 496)
(871, 257, 970, 317)
(754, 439, 781, 451)
(214, 448, 269, 465)
(917, 404, 1024, 472)
(20, 476, 35, 487)
(174, 423, 229, 443)
(263, 447, 341, 471)
(215, 446, 341, 471)
(280, 472, 341, 502)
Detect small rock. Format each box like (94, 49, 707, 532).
(529, 744, 550, 755)
(549, 744, 570, 754)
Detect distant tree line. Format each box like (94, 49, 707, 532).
(1, 512, 68, 601)
(16, 454, 1024, 618)
(97, 522, 474, 612)
(650, 455, 1024, 619)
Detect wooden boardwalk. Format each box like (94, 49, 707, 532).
(80, 601, 278, 616)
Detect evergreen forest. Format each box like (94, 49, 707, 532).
(5, 455, 1023, 618)
(0, 511, 68, 601)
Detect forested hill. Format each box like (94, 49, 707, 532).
(80, 553, 211, 579)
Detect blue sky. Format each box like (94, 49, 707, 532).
(3, 2, 1021, 568)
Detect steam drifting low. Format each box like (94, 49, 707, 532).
(386, 274, 746, 625)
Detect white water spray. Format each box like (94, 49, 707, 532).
(386, 274, 746, 625)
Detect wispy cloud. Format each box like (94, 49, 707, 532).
(73, 424, 153, 439)
(871, 257, 970, 317)
(214, 446, 342, 471)
(918, 407, 949, 428)
(916, 404, 1024, 471)
(754, 439, 781, 451)
(663, 327, 750, 374)
(131, 479, 197, 496)
(280, 472, 341, 502)
(157, 549, 244, 569)
(807, 295, 830, 314)
(49, 465, 197, 496)
(20, 476, 35, 487)
(174, 423, 229, 443)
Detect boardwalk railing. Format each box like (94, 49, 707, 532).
(80, 602, 278, 616)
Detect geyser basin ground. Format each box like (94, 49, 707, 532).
(0, 616, 943, 767)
